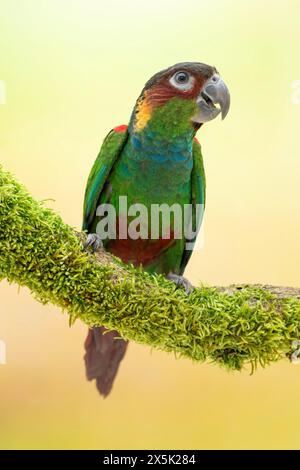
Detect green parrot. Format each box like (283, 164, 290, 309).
(83, 62, 230, 396)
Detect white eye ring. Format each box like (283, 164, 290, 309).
(169, 71, 195, 92)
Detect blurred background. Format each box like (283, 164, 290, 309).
(0, 0, 300, 450)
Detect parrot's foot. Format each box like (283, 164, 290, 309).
(84, 233, 104, 253)
(167, 273, 194, 295)
(291, 340, 300, 364)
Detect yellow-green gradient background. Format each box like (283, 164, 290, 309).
(0, 0, 300, 450)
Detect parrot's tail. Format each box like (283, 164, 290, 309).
(84, 327, 128, 397)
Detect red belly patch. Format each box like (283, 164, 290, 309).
(108, 237, 174, 267)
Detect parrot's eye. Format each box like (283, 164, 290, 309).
(170, 71, 195, 92)
(175, 72, 189, 84)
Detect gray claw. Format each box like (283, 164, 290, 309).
(167, 273, 194, 295)
(84, 233, 104, 253)
(291, 340, 300, 365)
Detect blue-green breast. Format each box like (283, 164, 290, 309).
(109, 129, 194, 210)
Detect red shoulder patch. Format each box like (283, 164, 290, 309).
(114, 125, 128, 133)
(194, 137, 200, 145)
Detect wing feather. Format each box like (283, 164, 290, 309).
(82, 127, 128, 231)
(179, 139, 206, 274)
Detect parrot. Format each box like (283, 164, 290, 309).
(82, 62, 230, 397)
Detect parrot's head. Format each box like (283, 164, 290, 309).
(131, 62, 230, 133)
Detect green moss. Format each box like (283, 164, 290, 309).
(0, 165, 299, 372)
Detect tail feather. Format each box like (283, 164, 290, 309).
(84, 327, 128, 397)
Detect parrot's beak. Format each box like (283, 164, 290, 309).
(193, 74, 230, 124)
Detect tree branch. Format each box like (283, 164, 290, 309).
(0, 165, 299, 372)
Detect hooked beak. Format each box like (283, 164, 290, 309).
(193, 74, 230, 124)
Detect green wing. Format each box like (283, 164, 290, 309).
(179, 139, 206, 274)
(82, 128, 129, 231)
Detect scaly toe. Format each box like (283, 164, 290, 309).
(84, 233, 104, 253)
(167, 273, 194, 295)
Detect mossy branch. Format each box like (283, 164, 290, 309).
(0, 165, 300, 372)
